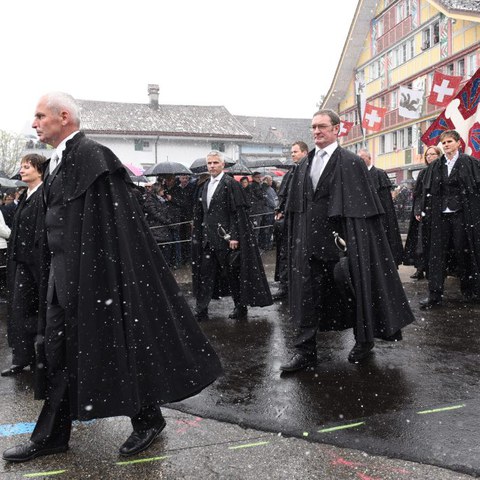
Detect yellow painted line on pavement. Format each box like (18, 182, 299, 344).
(318, 421, 365, 433)
(116, 455, 170, 465)
(417, 404, 466, 415)
(24, 470, 66, 478)
(228, 441, 270, 450)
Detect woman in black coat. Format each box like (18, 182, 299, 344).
(2, 154, 46, 376)
(403, 146, 441, 279)
(142, 182, 176, 267)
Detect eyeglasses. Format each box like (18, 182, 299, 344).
(311, 124, 335, 131)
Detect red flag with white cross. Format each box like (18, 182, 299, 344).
(338, 120, 353, 137)
(362, 104, 387, 132)
(428, 71, 462, 107)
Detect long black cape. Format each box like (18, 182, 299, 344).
(369, 166, 403, 266)
(36, 133, 222, 421)
(191, 175, 272, 307)
(422, 153, 480, 294)
(286, 147, 415, 342)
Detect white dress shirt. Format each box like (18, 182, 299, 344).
(206, 171, 224, 208)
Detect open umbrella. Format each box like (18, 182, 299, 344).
(144, 162, 192, 176)
(190, 155, 235, 173)
(0, 177, 21, 188)
(240, 157, 287, 169)
(122, 164, 150, 183)
(225, 163, 253, 175)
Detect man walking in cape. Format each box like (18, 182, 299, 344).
(280, 109, 415, 372)
(3, 92, 222, 463)
(191, 151, 272, 321)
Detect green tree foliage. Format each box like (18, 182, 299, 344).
(0, 129, 27, 177)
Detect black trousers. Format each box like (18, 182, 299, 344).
(428, 211, 470, 297)
(294, 257, 339, 356)
(30, 297, 163, 447)
(195, 247, 243, 314)
(10, 263, 39, 366)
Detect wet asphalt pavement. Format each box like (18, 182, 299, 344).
(0, 249, 479, 479)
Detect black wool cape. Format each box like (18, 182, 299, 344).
(286, 147, 415, 342)
(36, 133, 222, 421)
(191, 174, 272, 308)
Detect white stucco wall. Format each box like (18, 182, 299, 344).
(87, 134, 240, 169)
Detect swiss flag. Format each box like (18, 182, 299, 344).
(362, 104, 387, 132)
(338, 120, 353, 137)
(428, 71, 462, 107)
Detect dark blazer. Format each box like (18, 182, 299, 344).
(305, 149, 344, 262)
(198, 174, 240, 260)
(42, 161, 67, 307)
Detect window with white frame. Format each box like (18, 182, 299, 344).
(391, 90, 398, 109)
(421, 21, 439, 50)
(134, 139, 151, 151)
(458, 58, 465, 77)
(467, 53, 478, 75)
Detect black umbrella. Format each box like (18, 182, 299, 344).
(240, 157, 288, 169)
(190, 156, 236, 173)
(143, 162, 193, 176)
(225, 163, 253, 175)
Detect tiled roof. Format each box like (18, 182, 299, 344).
(77, 100, 252, 139)
(235, 115, 313, 148)
(436, 0, 480, 13)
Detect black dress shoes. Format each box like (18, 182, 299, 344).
(348, 342, 374, 363)
(383, 330, 403, 342)
(272, 287, 288, 301)
(2, 441, 68, 463)
(419, 296, 442, 310)
(119, 419, 166, 457)
(410, 270, 425, 280)
(1, 364, 32, 377)
(228, 305, 248, 319)
(280, 353, 316, 372)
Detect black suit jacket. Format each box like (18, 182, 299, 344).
(198, 174, 240, 260)
(43, 160, 67, 307)
(304, 148, 344, 262)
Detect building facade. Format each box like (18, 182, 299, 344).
(323, 0, 480, 185)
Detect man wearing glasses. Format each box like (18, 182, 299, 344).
(280, 109, 414, 371)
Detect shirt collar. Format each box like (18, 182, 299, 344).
(55, 130, 80, 159)
(210, 171, 225, 183)
(315, 141, 338, 158)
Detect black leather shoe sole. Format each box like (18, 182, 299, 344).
(119, 420, 166, 457)
(280, 356, 316, 372)
(1, 365, 32, 377)
(2, 443, 68, 463)
(419, 299, 442, 310)
(348, 343, 374, 363)
(229, 309, 247, 319)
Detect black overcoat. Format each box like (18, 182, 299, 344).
(369, 166, 403, 266)
(422, 153, 480, 294)
(6, 187, 45, 347)
(36, 132, 222, 421)
(286, 147, 415, 342)
(403, 167, 430, 269)
(191, 174, 272, 307)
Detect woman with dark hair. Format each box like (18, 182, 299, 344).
(2, 154, 46, 376)
(403, 146, 442, 279)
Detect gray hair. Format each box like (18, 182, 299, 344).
(44, 92, 81, 126)
(206, 150, 224, 162)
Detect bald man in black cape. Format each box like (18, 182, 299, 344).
(280, 109, 415, 372)
(3, 92, 222, 463)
